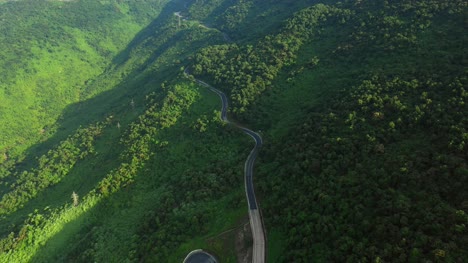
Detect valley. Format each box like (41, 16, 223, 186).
(0, 0, 466, 262)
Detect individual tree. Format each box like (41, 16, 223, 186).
(71, 191, 79, 207)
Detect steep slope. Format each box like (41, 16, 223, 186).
(0, 0, 169, 158)
(0, 0, 466, 262)
(1, 0, 270, 261)
(190, 0, 467, 261)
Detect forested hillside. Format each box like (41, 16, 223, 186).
(190, 0, 467, 261)
(0, 0, 466, 262)
(1, 0, 252, 261)
(0, 0, 168, 158)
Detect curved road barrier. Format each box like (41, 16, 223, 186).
(183, 249, 217, 263)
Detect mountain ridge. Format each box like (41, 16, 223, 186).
(0, 0, 466, 262)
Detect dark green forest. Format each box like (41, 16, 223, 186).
(0, 0, 466, 262)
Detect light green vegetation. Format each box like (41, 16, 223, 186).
(0, 0, 466, 262)
(0, 0, 167, 158)
(1, 1, 254, 261)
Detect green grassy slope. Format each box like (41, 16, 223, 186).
(0, 0, 168, 158)
(1, 0, 254, 262)
(0, 0, 466, 262)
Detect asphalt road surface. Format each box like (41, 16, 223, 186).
(180, 1, 265, 261)
(183, 250, 217, 263)
(194, 78, 266, 263)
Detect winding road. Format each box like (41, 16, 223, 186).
(179, 2, 266, 261)
(193, 78, 266, 263)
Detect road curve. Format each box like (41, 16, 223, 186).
(179, 5, 264, 262)
(193, 77, 266, 263)
(183, 249, 217, 263)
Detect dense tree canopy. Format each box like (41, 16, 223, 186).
(0, 0, 466, 262)
(191, 0, 467, 261)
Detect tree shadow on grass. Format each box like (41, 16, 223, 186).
(25, 86, 222, 262)
(13, 0, 191, 171)
(0, 0, 235, 242)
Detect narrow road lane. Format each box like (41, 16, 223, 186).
(183, 249, 217, 263)
(179, 5, 265, 261)
(193, 77, 266, 263)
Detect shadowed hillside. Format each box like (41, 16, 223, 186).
(0, 0, 466, 262)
